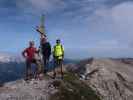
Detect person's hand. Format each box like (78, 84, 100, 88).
(24, 56, 28, 60)
(62, 54, 64, 58)
(37, 49, 40, 53)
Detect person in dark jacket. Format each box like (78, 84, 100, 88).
(40, 37, 51, 73)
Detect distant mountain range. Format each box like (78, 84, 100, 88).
(0, 52, 23, 63)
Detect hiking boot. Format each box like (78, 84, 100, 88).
(52, 73, 56, 79)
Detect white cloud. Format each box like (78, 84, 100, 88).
(81, 2, 133, 50)
(112, 2, 133, 40)
(17, 0, 66, 14)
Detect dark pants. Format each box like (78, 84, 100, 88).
(53, 58, 63, 79)
(43, 56, 50, 73)
(26, 59, 42, 80)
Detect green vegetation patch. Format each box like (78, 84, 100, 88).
(50, 73, 101, 100)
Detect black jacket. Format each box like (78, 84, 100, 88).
(41, 42, 51, 58)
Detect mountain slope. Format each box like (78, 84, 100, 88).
(70, 58, 133, 100)
(1, 58, 133, 100)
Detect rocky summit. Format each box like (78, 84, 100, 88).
(0, 70, 100, 100)
(1, 58, 133, 100)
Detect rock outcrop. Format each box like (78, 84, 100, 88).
(0, 77, 57, 100)
(71, 58, 133, 100)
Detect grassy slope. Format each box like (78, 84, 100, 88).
(50, 73, 101, 100)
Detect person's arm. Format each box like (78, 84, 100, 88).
(35, 48, 40, 54)
(61, 45, 64, 58)
(52, 46, 55, 58)
(22, 49, 27, 58)
(38, 46, 41, 53)
(48, 42, 51, 55)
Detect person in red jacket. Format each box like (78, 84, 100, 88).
(22, 41, 41, 80)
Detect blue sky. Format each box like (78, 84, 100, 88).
(0, 0, 133, 58)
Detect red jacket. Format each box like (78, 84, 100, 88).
(22, 47, 37, 61)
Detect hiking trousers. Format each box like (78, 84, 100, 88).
(43, 56, 50, 73)
(26, 59, 42, 79)
(53, 58, 63, 79)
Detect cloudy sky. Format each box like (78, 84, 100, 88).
(0, 0, 133, 58)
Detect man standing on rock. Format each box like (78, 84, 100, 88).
(22, 41, 42, 80)
(53, 39, 64, 79)
(40, 35, 51, 74)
